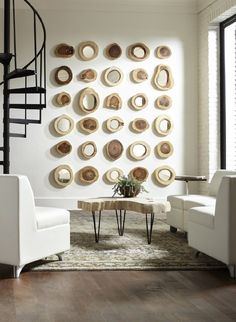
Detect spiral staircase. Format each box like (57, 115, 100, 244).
(0, 0, 46, 173)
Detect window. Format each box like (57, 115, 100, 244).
(220, 15, 236, 169)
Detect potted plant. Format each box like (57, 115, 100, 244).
(112, 175, 148, 198)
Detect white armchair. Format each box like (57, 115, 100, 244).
(0, 175, 70, 278)
(188, 175, 236, 278)
(166, 170, 236, 233)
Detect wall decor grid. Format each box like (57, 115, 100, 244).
(51, 41, 175, 188)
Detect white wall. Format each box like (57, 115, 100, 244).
(0, 4, 198, 208)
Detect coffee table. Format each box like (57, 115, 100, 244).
(78, 197, 171, 244)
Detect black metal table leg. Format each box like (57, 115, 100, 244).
(115, 209, 126, 236)
(92, 210, 101, 243)
(146, 213, 155, 244)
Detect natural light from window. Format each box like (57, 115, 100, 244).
(225, 22, 236, 170)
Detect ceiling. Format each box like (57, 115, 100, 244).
(197, 0, 217, 12)
(0, 0, 218, 13)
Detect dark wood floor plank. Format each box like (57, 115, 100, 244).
(0, 269, 236, 322)
(0, 279, 16, 322)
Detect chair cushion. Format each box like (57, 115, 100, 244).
(36, 207, 70, 230)
(189, 206, 215, 229)
(184, 195, 216, 210)
(167, 195, 216, 210)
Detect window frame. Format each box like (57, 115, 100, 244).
(220, 14, 236, 169)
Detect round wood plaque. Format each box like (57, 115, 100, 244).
(106, 140, 124, 160)
(78, 166, 99, 184)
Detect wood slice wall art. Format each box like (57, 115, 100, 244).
(128, 141, 151, 161)
(55, 66, 73, 85)
(130, 93, 148, 110)
(106, 139, 124, 160)
(156, 141, 173, 158)
(129, 167, 149, 182)
(78, 166, 99, 184)
(128, 43, 150, 61)
(105, 168, 124, 184)
(54, 114, 74, 136)
(106, 116, 124, 133)
(56, 92, 71, 106)
(103, 67, 123, 86)
(51, 42, 176, 188)
(154, 115, 173, 136)
(79, 69, 97, 82)
(153, 64, 174, 91)
(78, 41, 99, 61)
(154, 166, 176, 186)
(55, 43, 75, 58)
(155, 95, 172, 110)
(79, 117, 99, 134)
(80, 141, 97, 159)
(131, 68, 148, 83)
(131, 118, 149, 133)
(78, 88, 100, 114)
(105, 43, 122, 59)
(54, 165, 74, 187)
(104, 93, 122, 110)
(56, 140, 72, 156)
(156, 46, 172, 59)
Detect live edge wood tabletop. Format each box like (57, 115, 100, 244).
(78, 197, 170, 214)
(78, 197, 170, 244)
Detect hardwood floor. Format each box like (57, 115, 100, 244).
(0, 266, 236, 322)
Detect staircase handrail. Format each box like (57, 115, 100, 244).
(22, 0, 46, 70)
(0, 0, 46, 86)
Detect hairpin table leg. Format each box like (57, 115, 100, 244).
(146, 213, 155, 244)
(56, 253, 63, 261)
(115, 209, 126, 236)
(92, 210, 101, 243)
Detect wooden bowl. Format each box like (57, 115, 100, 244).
(131, 118, 149, 133)
(106, 140, 124, 160)
(78, 166, 99, 184)
(79, 117, 99, 134)
(130, 167, 149, 182)
(55, 43, 75, 57)
(106, 43, 122, 59)
(79, 69, 97, 82)
(156, 46, 172, 59)
(56, 92, 71, 106)
(56, 140, 72, 155)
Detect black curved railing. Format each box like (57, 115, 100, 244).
(0, 0, 46, 89)
(22, 0, 46, 94)
(22, 0, 46, 68)
(0, 0, 46, 173)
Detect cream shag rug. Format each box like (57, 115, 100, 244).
(30, 211, 225, 272)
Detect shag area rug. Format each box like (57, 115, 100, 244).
(30, 211, 225, 272)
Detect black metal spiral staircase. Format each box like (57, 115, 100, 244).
(0, 0, 46, 173)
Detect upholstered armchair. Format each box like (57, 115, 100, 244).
(0, 175, 70, 278)
(188, 175, 236, 278)
(167, 170, 236, 233)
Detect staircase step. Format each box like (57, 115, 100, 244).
(0, 161, 4, 165)
(8, 87, 46, 94)
(10, 118, 41, 125)
(9, 133, 26, 138)
(6, 69, 35, 80)
(9, 104, 46, 110)
(0, 147, 3, 151)
(0, 53, 13, 65)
